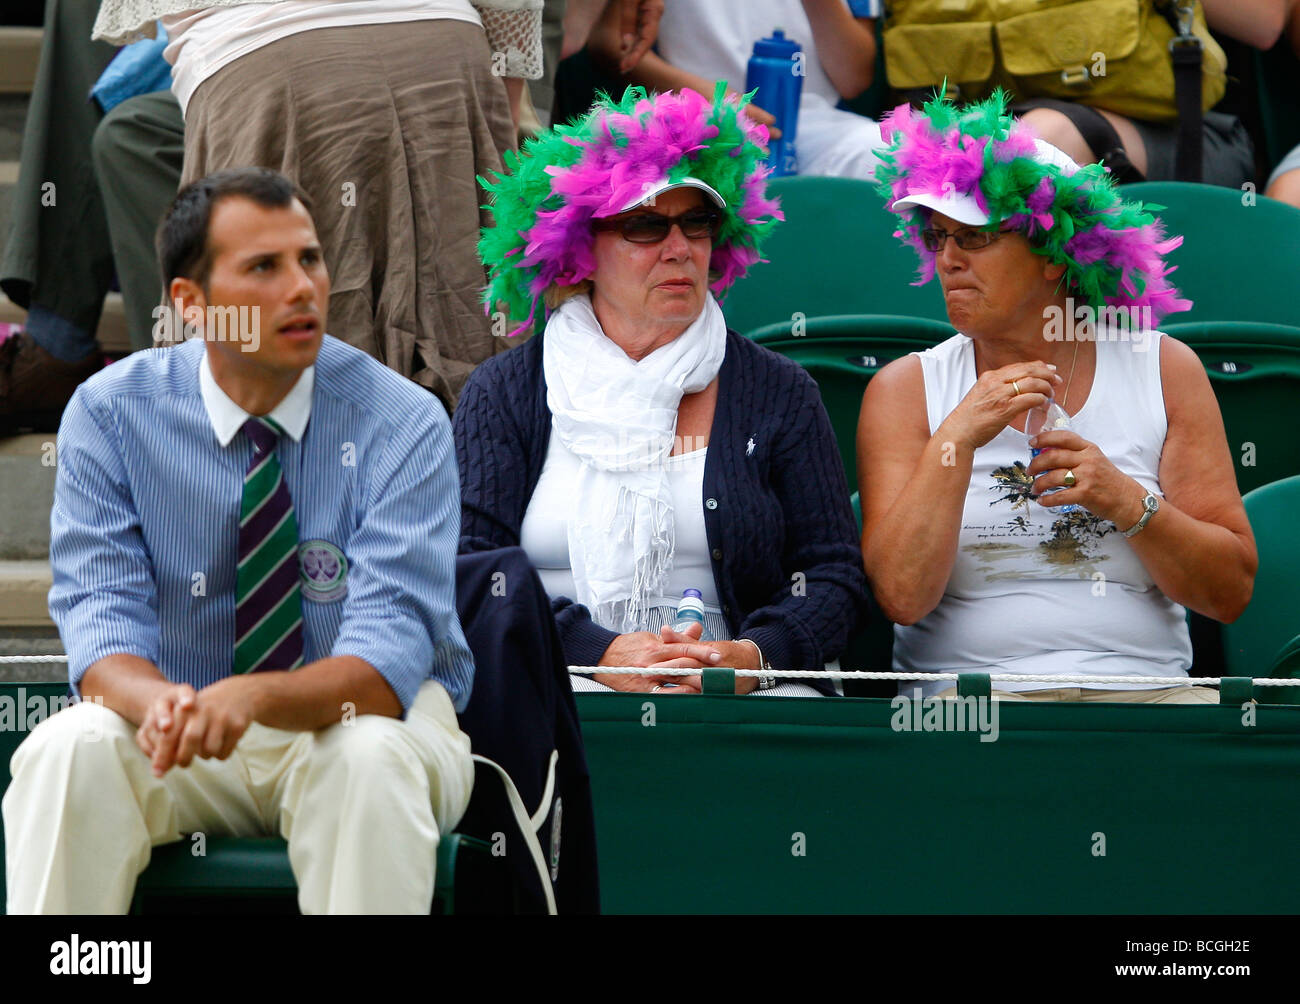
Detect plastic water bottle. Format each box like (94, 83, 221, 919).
(672, 588, 708, 638)
(745, 29, 803, 177)
(1026, 399, 1079, 514)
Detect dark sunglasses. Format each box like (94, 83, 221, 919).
(921, 227, 1005, 253)
(592, 209, 722, 244)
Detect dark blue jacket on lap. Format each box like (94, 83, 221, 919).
(455, 547, 598, 913)
(454, 328, 868, 689)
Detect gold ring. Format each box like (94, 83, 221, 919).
(1063, 469, 1077, 487)
(652, 685, 663, 693)
(1012, 379, 1022, 396)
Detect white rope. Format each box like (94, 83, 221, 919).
(568, 666, 1300, 687)
(3, 654, 1295, 687)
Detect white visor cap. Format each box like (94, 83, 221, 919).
(889, 139, 1080, 226)
(616, 176, 727, 214)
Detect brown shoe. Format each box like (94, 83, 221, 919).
(0, 329, 102, 435)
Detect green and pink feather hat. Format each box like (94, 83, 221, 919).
(478, 83, 783, 335)
(875, 91, 1192, 321)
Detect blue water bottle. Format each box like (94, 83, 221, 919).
(744, 28, 803, 177)
(1027, 399, 1079, 514)
(672, 588, 708, 639)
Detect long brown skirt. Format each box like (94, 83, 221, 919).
(182, 18, 516, 410)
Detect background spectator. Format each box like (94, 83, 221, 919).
(589, 0, 886, 180)
(562, 0, 661, 74)
(94, 0, 544, 412)
(0, 0, 118, 433)
(1263, 0, 1300, 206)
(92, 88, 185, 352)
(986, 0, 1287, 186)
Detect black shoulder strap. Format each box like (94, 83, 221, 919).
(1157, 0, 1205, 182)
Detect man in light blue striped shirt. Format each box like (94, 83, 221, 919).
(3, 168, 477, 914)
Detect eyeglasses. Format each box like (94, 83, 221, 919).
(921, 227, 1005, 253)
(592, 209, 722, 244)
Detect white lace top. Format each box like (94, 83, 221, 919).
(93, 0, 542, 78)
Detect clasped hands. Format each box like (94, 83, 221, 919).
(136, 675, 264, 777)
(594, 622, 762, 695)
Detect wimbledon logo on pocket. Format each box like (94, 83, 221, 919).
(299, 540, 348, 603)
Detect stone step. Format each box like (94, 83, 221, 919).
(0, 557, 64, 682)
(0, 635, 65, 684)
(0, 429, 63, 678)
(0, 95, 25, 161)
(0, 158, 16, 248)
(0, 289, 134, 356)
(0, 28, 41, 96)
(0, 558, 52, 629)
(0, 432, 56, 560)
(0, 26, 119, 682)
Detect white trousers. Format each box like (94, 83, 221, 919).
(797, 106, 887, 181)
(3, 680, 473, 915)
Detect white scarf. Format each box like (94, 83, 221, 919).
(542, 294, 727, 633)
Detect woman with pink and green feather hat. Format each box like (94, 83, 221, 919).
(457, 84, 869, 697)
(858, 92, 1256, 703)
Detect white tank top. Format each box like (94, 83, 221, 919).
(893, 331, 1192, 695)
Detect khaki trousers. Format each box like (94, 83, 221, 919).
(931, 686, 1220, 703)
(3, 680, 473, 915)
(181, 19, 518, 411)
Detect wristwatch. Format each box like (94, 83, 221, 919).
(1122, 492, 1160, 537)
(741, 639, 777, 690)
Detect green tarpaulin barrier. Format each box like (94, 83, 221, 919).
(575, 693, 1300, 914)
(5, 683, 1299, 913)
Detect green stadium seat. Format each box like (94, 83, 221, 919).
(131, 832, 489, 914)
(0, 684, 488, 913)
(1162, 321, 1300, 495)
(1121, 182, 1300, 327)
(720, 175, 951, 336)
(1222, 475, 1300, 704)
(751, 313, 955, 489)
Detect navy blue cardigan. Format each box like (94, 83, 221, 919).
(453, 328, 868, 681)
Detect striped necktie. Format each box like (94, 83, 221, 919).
(234, 417, 304, 674)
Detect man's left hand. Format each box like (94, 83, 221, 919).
(151, 675, 267, 775)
